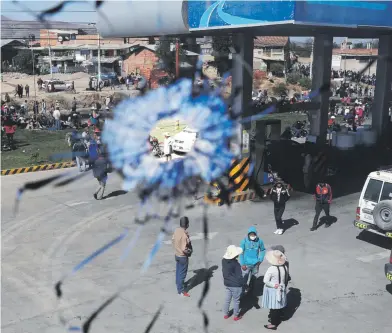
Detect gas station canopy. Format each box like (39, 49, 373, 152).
(99, 1, 392, 38)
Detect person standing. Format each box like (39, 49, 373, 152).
(261, 249, 289, 330)
(239, 227, 266, 293)
(53, 107, 61, 130)
(41, 99, 46, 114)
(172, 216, 192, 297)
(311, 182, 332, 231)
(163, 132, 173, 161)
(25, 84, 30, 98)
(33, 101, 39, 116)
(222, 245, 244, 321)
(270, 182, 290, 235)
(71, 97, 77, 112)
(3, 113, 17, 149)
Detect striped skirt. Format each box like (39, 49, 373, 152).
(261, 285, 287, 309)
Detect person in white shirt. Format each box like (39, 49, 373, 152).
(163, 132, 173, 161)
(53, 108, 61, 130)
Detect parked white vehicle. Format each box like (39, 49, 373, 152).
(42, 79, 72, 92)
(172, 127, 198, 153)
(354, 168, 392, 238)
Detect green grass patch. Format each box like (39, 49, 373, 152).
(1, 130, 72, 170)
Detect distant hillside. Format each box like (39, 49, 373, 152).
(1, 15, 97, 41)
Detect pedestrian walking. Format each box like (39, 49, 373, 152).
(163, 132, 173, 161)
(270, 182, 290, 235)
(222, 245, 244, 321)
(311, 182, 332, 231)
(261, 249, 289, 330)
(172, 216, 192, 297)
(93, 149, 109, 200)
(25, 84, 30, 97)
(239, 227, 266, 294)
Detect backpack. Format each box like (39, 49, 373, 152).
(88, 141, 99, 161)
(73, 141, 88, 158)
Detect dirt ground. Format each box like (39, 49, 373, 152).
(1, 72, 140, 111)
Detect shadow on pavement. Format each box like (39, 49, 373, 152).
(317, 215, 338, 229)
(102, 190, 128, 200)
(185, 265, 218, 292)
(356, 231, 392, 250)
(283, 218, 300, 232)
(282, 287, 302, 321)
(239, 276, 263, 316)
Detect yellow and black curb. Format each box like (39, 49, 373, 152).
(204, 190, 257, 206)
(1, 161, 76, 176)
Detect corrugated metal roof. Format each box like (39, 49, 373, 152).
(142, 44, 200, 56)
(1, 39, 22, 47)
(254, 36, 289, 47)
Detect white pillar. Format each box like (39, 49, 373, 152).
(231, 33, 254, 158)
(309, 34, 333, 144)
(372, 35, 392, 139)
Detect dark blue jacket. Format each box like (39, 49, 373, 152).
(222, 258, 244, 288)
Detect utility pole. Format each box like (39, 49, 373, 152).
(175, 38, 180, 78)
(309, 37, 314, 80)
(98, 31, 101, 85)
(46, 29, 53, 79)
(368, 39, 373, 76)
(29, 35, 38, 120)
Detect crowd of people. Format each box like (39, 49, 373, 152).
(172, 181, 332, 329)
(332, 70, 376, 86)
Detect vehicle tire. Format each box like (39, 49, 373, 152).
(373, 200, 392, 231)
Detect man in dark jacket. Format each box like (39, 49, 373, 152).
(93, 149, 109, 200)
(311, 182, 332, 231)
(222, 245, 244, 321)
(270, 182, 290, 235)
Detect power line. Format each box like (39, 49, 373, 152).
(2, 10, 96, 13)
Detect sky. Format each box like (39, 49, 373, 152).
(1, 0, 374, 43)
(1, 0, 98, 23)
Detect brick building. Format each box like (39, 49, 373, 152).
(122, 45, 199, 87)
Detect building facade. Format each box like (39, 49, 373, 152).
(332, 48, 378, 74)
(253, 36, 290, 72)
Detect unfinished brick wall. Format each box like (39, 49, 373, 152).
(39, 30, 126, 47)
(122, 48, 161, 80)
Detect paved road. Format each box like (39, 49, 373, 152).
(2, 169, 392, 333)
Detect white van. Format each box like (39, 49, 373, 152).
(172, 127, 198, 153)
(354, 169, 392, 238)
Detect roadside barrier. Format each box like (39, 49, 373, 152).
(1, 161, 75, 176)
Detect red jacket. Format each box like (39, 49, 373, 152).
(314, 183, 332, 204)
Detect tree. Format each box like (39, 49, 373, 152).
(290, 40, 312, 57)
(298, 77, 312, 90)
(211, 35, 232, 76)
(155, 37, 186, 77)
(13, 49, 33, 74)
(270, 62, 284, 73)
(353, 42, 365, 49)
(333, 42, 340, 49)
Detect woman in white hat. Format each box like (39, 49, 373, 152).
(222, 245, 244, 321)
(261, 249, 289, 330)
